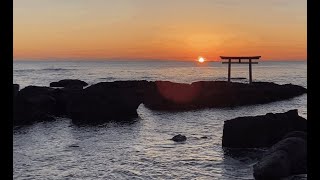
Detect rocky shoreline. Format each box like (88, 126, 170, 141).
(13, 79, 306, 125)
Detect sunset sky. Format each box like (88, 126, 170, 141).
(13, 0, 306, 61)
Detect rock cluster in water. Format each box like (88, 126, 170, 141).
(13, 80, 306, 126)
(222, 110, 307, 179)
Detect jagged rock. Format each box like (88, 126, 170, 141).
(222, 109, 307, 148)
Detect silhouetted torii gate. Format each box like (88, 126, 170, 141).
(220, 56, 261, 84)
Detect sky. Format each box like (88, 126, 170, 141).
(13, 0, 306, 61)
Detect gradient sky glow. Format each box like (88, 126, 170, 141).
(14, 0, 306, 61)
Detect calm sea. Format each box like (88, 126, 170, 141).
(13, 61, 307, 179)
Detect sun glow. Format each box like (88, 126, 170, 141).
(198, 57, 205, 63)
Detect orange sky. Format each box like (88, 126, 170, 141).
(13, 0, 306, 61)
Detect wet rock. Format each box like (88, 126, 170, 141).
(253, 150, 291, 179)
(171, 134, 187, 142)
(253, 136, 307, 179)
(281, 131, 307, 141)
(222, 109, 307, 148)
(50, 79, 88, 89)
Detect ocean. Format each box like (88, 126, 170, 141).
(13, 61, 307, 179)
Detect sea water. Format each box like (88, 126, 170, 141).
(13, 61, 307, 179)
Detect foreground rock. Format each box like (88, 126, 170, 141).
(50, 79, 88, 89)
(143, 81, 306, 111)
(171, 134, 187, 142)
(67, 81, 148, 124)
(222, 109, 307, 148)
(253, 133, 307, 179)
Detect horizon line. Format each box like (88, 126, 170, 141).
(13, 58, 307, 62)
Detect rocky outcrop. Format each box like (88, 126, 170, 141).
(13, 80, 307, 126)
(222, 109, 307, 148)
(143, 81, 306, 111)
(253, 134, 307, 179)
(50, 79, 88, 89)
(171, 134, 187, 142)
(66, 81, 148, 124)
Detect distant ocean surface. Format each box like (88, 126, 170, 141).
(13, 61, 307, 179)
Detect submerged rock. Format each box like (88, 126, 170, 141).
(171, 134, 187, 142)
(50, 79, 88, 89)
(222, 109, 307, 148)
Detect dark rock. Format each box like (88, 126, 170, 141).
(67, 81, 148, 124)
(253, 150, 291, 179)
(281, 131, 307, 141)
(253, 137, 307, 179)
(13, 84, 19, 97)
(143, 81, 306, 111)
(50, 79, 88, 89)
(13, 86, 57, 125)
(171, 134, 187, 142)
(201, 136, 208, 139)
(222, 109, 307, 148)
(14, 81, 307, 126)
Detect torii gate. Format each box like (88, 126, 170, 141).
(220, 56, 261, 84)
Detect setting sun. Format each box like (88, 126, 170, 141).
(198, 57, 205, 63)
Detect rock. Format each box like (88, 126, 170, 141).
(253, 136, 307, 179)
(13, 86, 57, 125)
(253, 150, 291, 179)
(201, 136, 208, 139)
(222, 109, 307, 148)
(67, 81, 147, 124)
(171, 134, 187, 142)
(143, 81, 306, 111)
(13, 84, 19, 97)
(281, 131, 307, 141)
(50, 79, 88, 89)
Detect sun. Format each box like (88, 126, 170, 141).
(198, 57, 205, 63)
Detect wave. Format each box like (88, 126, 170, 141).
(14, 69, 36, 73)
(41, 68, 76, 71)
(98, 77, 116, 81)
(14, 68, 76, 72)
